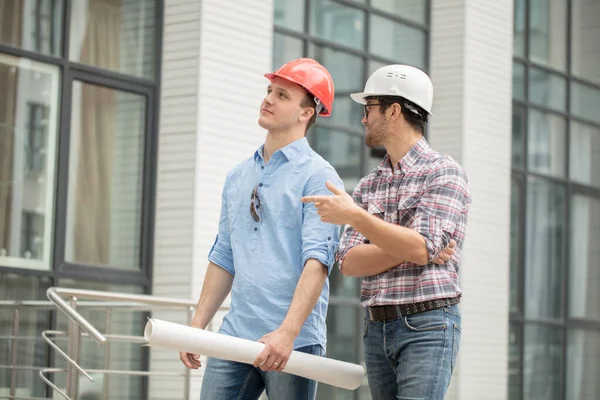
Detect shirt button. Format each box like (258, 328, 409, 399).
(327, 237, 331, 241)
(261, 166, 264, 169)
(254, 227, 258, 231)
(259, 183, 263, 187)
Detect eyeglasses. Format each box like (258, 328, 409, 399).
(250, 185, 261, 222)
(363, 102, 382, 118)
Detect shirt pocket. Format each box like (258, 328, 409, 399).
(397, 193, 422, 226)
(367, 200, 385, 217)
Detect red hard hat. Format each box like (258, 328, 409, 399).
(264, 58, 335, 117)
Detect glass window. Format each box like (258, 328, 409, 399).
(318, 303, 361, 399)
(512, 104, 526, 168)
(274, 0, 305, 31)
(65, 82, 146, 269)
(0, 273, 51, 397)
(510, 181, 521, 312)
(508, 323, 522, 399)
(523, 324, 563, 400)
(513, 62, 525, 101)
(529, 0, 567, 71)
(273, 33, 304, 70)
(570, 121, 600, 188)
(569, 195, 600, 321)
(529, 67, 566, 112)
(567, 329, 600, 399)
(0, 54, 59, 270)
(69, 0, 156, 79)
(514, 0, 526, 58)
(369, 14, 426, 70)
(370, 0, 427, 25)
(309, 0, 365, 50)
(571, 82, 600, 125)
(311, 128, 363, 190)
(368, 59, 388, 76)
(527, 110, 566, 178)
(525, 178, 565, 319)
(571, 0, 600, 85)
(0, 0, 64, 56)
(308, 44, 364, 130)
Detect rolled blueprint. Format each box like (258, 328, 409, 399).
(144, 318, 365, 390)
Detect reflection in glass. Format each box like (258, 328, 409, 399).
(0, 0, 63, 56)
(510, 181, 520, 311)
(369, 15, 426, 70)
(273, 33, 303, 70)
(569, 195, 600, 322)
(0, 54, 59, 270)
(310, 0, 364, 50)
(508, 323, 521, 399)
(0, 274, 51, 397)
(513, 62, 525, 101)
(571, 82, 600, 125)
(524, 324, 563, 400)
(529, 68, 566, 111)
(69, 0, 156, 79)
(571, 0, 600, 85)
(311, 128, 362, 190)
(371, 0, 427, 25)
(514, 0, 526, 57)
(274, 0, 305, 31)
(527, 110, 566, 177)
(66, 82, 146, 269)
(567, 329, 600, 399)
(512, 105, 525, 168)
(570, 122, 600, 188)
(525, 178, 564, 319)
(529, 0, 567, 71)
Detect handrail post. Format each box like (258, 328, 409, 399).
(10, 307, 20, 398)
(66, 297, 81, 399)
(103, 309, 112, 400)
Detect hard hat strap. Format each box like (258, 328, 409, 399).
(314, 97, 324, 115)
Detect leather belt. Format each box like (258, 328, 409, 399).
(367, 296, 461, 322)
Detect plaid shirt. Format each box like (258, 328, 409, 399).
(336, 138, 471, 306)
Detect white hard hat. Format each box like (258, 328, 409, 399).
(350, 64, 434, 116)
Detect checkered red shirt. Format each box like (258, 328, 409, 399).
(336, 138, 471, 306)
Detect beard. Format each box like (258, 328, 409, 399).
(365, 118, 388, 148)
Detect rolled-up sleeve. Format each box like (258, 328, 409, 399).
(208, 177, 235, 276)
(301, 167, 344, 274)
(335, 181, 369, 269)
(410, 163, 471, 262)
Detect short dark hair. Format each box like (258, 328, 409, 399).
(369, 96, 428, 134)
(301, 92, 318, 133)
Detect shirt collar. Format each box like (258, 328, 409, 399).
(254, 137, 310, 163)
(377, 137, 430, 174)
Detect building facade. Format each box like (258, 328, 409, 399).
(0, 0, 598, 399)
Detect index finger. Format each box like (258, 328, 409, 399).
(301, 196, 329, 203)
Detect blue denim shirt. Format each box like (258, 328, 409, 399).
(208, 137, 343, 350)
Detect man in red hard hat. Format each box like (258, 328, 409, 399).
(179, 58, 343, 399)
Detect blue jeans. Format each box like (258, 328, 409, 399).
(200, 344, 323, 400)
(363, 305, 461, 400)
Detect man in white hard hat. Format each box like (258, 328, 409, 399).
(302, 65, 471, 399)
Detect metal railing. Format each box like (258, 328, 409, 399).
(0, 287, 226, 400)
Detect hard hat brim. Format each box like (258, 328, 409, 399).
(350, 92, 371, 105)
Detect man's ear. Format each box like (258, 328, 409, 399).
(300, 107, 315, 122)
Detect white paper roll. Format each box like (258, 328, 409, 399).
(144, 318, 365, 390)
